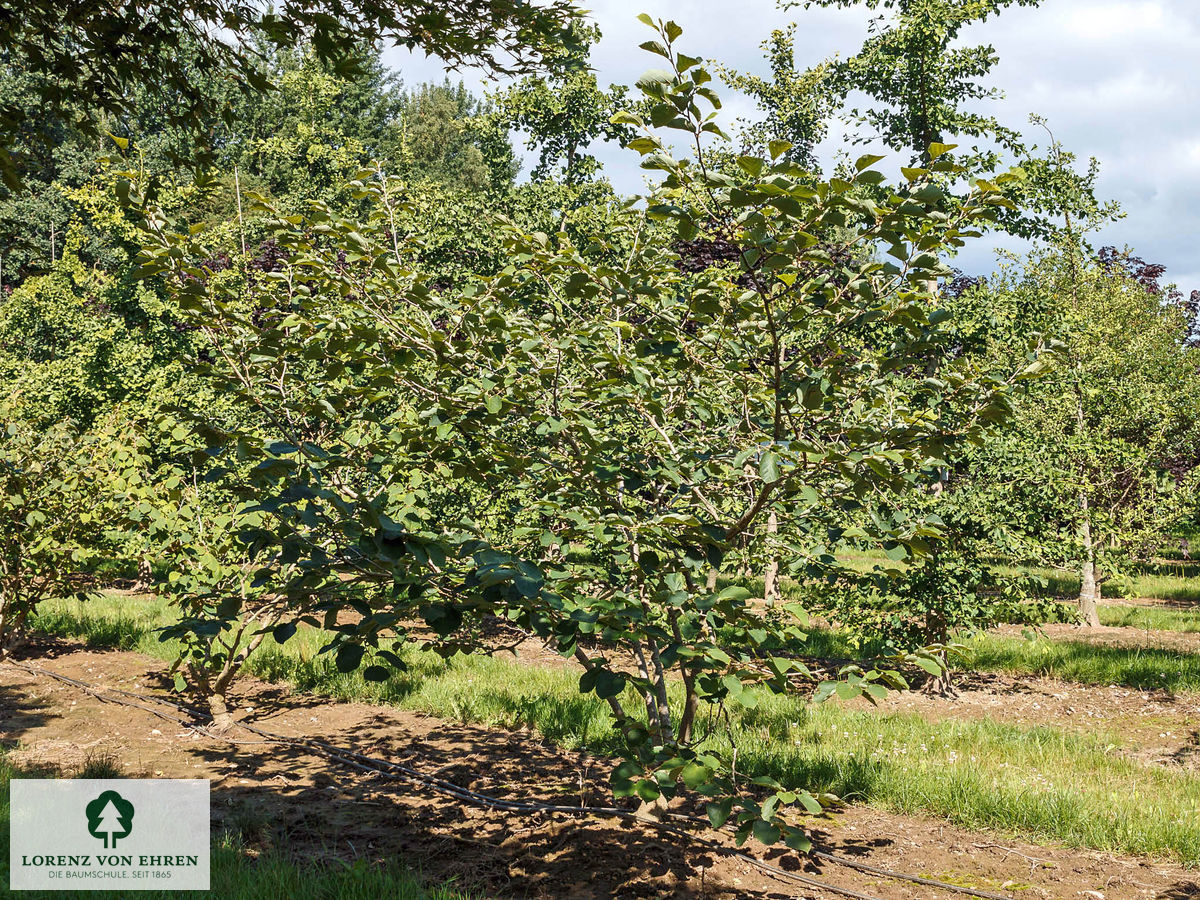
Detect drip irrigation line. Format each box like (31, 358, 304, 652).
(5, 660, 1014, 900)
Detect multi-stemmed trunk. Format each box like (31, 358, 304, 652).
(189, 603, 281, 732)
(0, 600, 29, 659)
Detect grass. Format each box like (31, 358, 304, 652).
(844, 546, 1200, 605)
(989, 564, 1200, 606)
(964, 631, 1200, 693)
(0, 752, 473, 899)
(1099, 603, 1200, 632)
(27, 592, 1200, 865)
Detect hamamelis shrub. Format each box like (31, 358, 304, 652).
(136, 20, 1031, 851)
(0, 407, 110, 654)
(112, 413, 416, 730)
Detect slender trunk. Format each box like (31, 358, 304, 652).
(0, 604, 11, 658)
(0, 597, 30, 658)
(677, 680, 699, 746)
(763, 510, 779, 608)
(1078, 496, 1101, 627)
(233, 166, 247, 257)
(644, 636, 673, 741)
(629, 639, 664, 741)
(132, 557, 153, 593)
(670, 610, 699, 745)
(705, 568, 718, 592)
(921, 613, 955, 696)
(207, 692, 235, 732)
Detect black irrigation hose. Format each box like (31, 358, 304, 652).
(5, 661, 1014, 900)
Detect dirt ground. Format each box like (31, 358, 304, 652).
(2, 641, 1199, 900)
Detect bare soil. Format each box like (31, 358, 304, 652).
(2, 640, 1198, 899)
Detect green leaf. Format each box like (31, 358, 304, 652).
(594, 669, 627, 699)
(707, 798, 734, 828)
(718, 585, 753, 602)
(636, 69, 675, 91)
(784, 831, 813, 852)
(721, 673, 743, 697)
(681, 762, 711, 789)
(752, 819, 780, 845)
(834, 681, 859, 700)
(635, 780, 661, 802)
(335, 643, 365, 673)
(758, 450, 780, 483)
(914, 656, 945, 676)
(638, 40, 670, 59)
(768, 140, 793, 160)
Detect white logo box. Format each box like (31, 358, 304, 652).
(9, 779, 210, 891)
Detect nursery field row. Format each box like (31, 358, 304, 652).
(25, 592, 1200, 867)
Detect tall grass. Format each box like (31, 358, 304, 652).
(990, 564, 1200, 605)
(27, 593, 1200, 864)
(966, 632, 1200, 692)
(1099, 604, 1200, 633)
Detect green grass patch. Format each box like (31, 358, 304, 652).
(1099, 603, 1200, 633)
(990, 564, 1200, 606)
(27, 592, 1200, 865)
(0, 752, 472, 899)
(966, 630, 1200, 693)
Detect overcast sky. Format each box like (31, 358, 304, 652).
(383, 0, 1199, 289)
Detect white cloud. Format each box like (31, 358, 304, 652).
(382, 0, 1199, 290)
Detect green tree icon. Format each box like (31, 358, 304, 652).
(86, 790, 134, 849)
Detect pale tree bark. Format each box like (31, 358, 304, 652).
(206, 690, 236, 733)
(763, 510, 780, 608)
(132, 557, 153, 593)
(1078, 493, 1101, 627)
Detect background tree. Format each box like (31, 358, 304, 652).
(0, 0, 579, 187)
(949, 253, 1200, 625)
(0, 411, 111, 653)
(719, 26, 838, 171)
(796, 0, 1040, 167)
(491, 23, 634, 186)
(395, 80, 518, 191)
(995, 116, 1123, 245)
